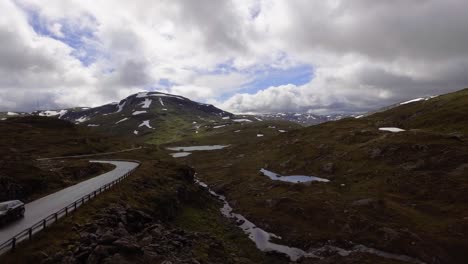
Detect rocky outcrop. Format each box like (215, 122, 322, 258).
(40, 205, 222, 264)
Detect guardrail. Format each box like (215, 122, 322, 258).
(0, 160, 140, 255)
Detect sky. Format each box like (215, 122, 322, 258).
(1, 0, 468, 114)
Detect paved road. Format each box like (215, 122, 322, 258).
(0, 160, 139, 246)
(36, 147, 143, 161)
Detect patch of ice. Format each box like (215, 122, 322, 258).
(132, 111, 147, 116)
(138, 120, 153, 129)
(115, 118, 129, 124)
(379, 127, 405, 133)
(139, 98, 152, 108)
(260, 168, 330, 183)
(170, 152, 192, 158)
(167, 145, 229, 151)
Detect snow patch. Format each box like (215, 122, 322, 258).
(400, 98, 425, 105)
(260, 168, 330, 183)
(115, 118, 129, 124)
(278, 130, 286, 133)
(159, 97, 165, 106)
(133, 130, 139, 135)
(233, 119, 253, 122)
(213, 125, 226, 129)
(7, 112, 19, 116)
(75, 116, 89, 123)
(139, 98, 152, 108)
(132, 111, 147, 116)
(138, 120, 153, 129)
(87, 124, 100, 127)
(167, 145, 229, 151)
(116, 101, 126, 113)
(379, 127, 405, 133)
(257, 134, 264, 137)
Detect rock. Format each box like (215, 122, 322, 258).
(321, 162, 335, 173)
(113, 238, 142, 254)
(98, 230, 118, 244)
(351, 198, 377, 207)
(369, 148, 382, 159)
(102, 254, 132, 264)
(139, 235, 153, 247)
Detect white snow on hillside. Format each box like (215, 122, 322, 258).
(38, 110, 60, 116)
(87, 124, 100, 127)
(213, 125, 226, 129)
(116, 101, 126, 113)
(7, 112, 19, 116)
(278, 130, 286, 133)
(159, 97, 165, 106)
(136, 92, 148, 98)
(233, 119, 253, 122)
(140, 98, 152, 108)
(115, 118, 129, 124)
(379, 127, 405, 133)
(133, 130, 139, 135)
(222, 116, 230, 120)
(257, 134, 264, 137)
(132, 111, 147, 115)
(138, 120, 153, 129)
(400, 98, 425, 105)
(75, 116, 89, 123)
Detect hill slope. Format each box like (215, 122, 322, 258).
(166, 88, 468, 264)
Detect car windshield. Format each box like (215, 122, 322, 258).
(0, 203, 8, 211)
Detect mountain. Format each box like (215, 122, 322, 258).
(29, 92, 234, 144)
(256, 112, 347, 126)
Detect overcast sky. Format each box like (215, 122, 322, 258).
(1, 0, 467, 114)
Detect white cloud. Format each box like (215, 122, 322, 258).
(0, 0, 467, 113)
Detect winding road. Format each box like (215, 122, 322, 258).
(0, 160, 139, 248)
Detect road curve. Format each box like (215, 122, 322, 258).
(0, 160, 139, 246)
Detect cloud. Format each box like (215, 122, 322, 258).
(0, 0, 467, 113)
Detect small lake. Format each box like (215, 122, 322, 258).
(170, 152, 192, 158)
(260, 168, 330, 183)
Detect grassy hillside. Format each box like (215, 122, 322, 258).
(165, 88, 468, 264)
(0, 116, 130, 202)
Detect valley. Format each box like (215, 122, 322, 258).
(0, 88, 467, 264)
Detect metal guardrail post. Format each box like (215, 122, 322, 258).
(28, 229, 32, 240)
(42, 219, 46, 229)
(65, 207, 68, 216)
(11, 238, 16, 251)
(54, 213, 58, 222)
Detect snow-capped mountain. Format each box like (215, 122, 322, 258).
(256, 112, 348, 126)
(21, 92, 232, 143)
